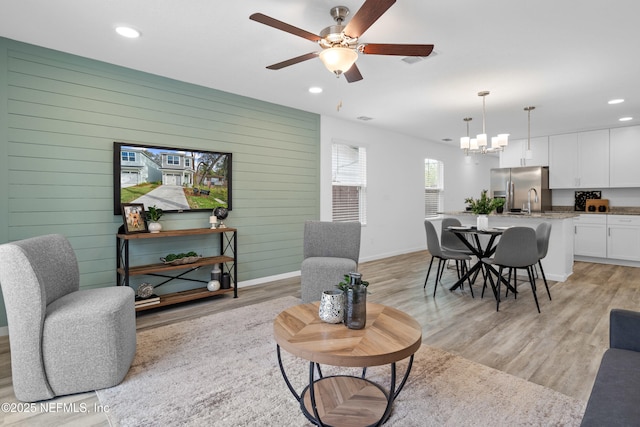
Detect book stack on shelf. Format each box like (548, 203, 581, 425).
(135, 294, 160, 309)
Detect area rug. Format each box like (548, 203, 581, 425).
(97, 296, 585, 426)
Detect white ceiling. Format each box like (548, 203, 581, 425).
(1, 0, 639, 145)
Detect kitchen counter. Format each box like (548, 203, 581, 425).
(550, 206, 640, 216)
(441, 211, 578, 219)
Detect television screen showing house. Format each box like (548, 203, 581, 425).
(114, 142, 232, 214)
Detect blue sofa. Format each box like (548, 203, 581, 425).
(581, 309, 640, 426)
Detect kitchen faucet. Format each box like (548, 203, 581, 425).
(527, 187, 539, 214)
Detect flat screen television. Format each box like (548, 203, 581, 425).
(113, 142, 232, 215)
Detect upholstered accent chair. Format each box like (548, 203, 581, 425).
(301, 221, 361, 303)
(0, 234, 136, 402)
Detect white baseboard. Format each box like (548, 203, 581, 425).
(0, 326, 8, 337)
(359, 246, 425, 263)
(575, 255, 640, 268)
(237, 270, 301, 288)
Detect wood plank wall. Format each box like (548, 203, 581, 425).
(0, 38, 320, 325)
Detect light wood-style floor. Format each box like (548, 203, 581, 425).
(1, 251, 635, 425)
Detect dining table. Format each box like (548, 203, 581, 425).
(446, 225, 517, 298)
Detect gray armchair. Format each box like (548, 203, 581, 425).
(301, 221, 361, 303)
(0, 234, 136, 402)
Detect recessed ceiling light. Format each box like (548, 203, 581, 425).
(608, 99, 625, 105)
(308, 87, 323, 94)
(115, 26, 141, 38)
(619, 117, 633, 122)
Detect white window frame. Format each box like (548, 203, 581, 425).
(121, 151, 136, 162)
(425, 158, 444, 218)
(332, 143, 367, 224)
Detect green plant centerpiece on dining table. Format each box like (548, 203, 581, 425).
(338, 272, 370, 330)
(465, 190, 501, 230)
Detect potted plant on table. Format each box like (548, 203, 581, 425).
(146, 205, 164, 233)
(465, 190, 499, 230)
(338, 273, 370, 330)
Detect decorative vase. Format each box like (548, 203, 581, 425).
(344, 272, 367, 330)
(319, 290, 345, 324)
(148, 222, 162, 233)
(221, 272, 231, 289)
(476, 215, 489, 231)
(207, 280, 220, 291)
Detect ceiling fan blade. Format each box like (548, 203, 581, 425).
(344, 64, 363, 83)
(343, 0, 397, 38)
(266, 52, 319, 70)
(250, 13, 321, 42)
(362, 43, 434, 56)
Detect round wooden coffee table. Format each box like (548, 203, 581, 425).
(273, 302, 422, 427)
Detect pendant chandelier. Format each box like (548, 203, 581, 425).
(460, 91, 509, 155)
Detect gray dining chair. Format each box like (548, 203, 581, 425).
(535, 222, 552, 301)
(424, 220, 472, 297)
(441, 217, 474, 280)
(482, 226, 542, 312)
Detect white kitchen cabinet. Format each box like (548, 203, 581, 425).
(549, 133, 577, 188)
(549, 130, 609, 189)
(499, 137, 548, 168)
(610, 126, 640, 187)
(607, 215, 640, 261)
(574, 214, 607, 258)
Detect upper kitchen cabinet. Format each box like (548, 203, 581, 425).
(549, 129, 609, 189)
(500, 137, 549, 168)
(610, 126, 640, 187)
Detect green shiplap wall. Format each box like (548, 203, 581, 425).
(0, 38, 319, 326)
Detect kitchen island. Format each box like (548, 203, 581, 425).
(440, 212, 578, 282)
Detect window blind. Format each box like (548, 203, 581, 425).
(332, 144, 367, 223)
(425, 158, 443, 218)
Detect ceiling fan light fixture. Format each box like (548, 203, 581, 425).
(319, 47, 358, 75)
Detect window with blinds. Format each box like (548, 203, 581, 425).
(425, 158, 443, 218)
(332, 143, 367, 224)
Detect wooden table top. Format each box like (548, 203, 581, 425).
(273, 302, 422, 367)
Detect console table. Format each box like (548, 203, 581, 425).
(273, 302, 422, 426)
(116, 227, 237, 311)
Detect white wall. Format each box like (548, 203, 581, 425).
(321, 116, 499, 262)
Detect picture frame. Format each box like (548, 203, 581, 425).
(121, 203, 148, 234)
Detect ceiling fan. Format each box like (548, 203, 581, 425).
(249, 0, 434, 83)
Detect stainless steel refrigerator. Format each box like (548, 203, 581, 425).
(490, 166, 552, 213)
